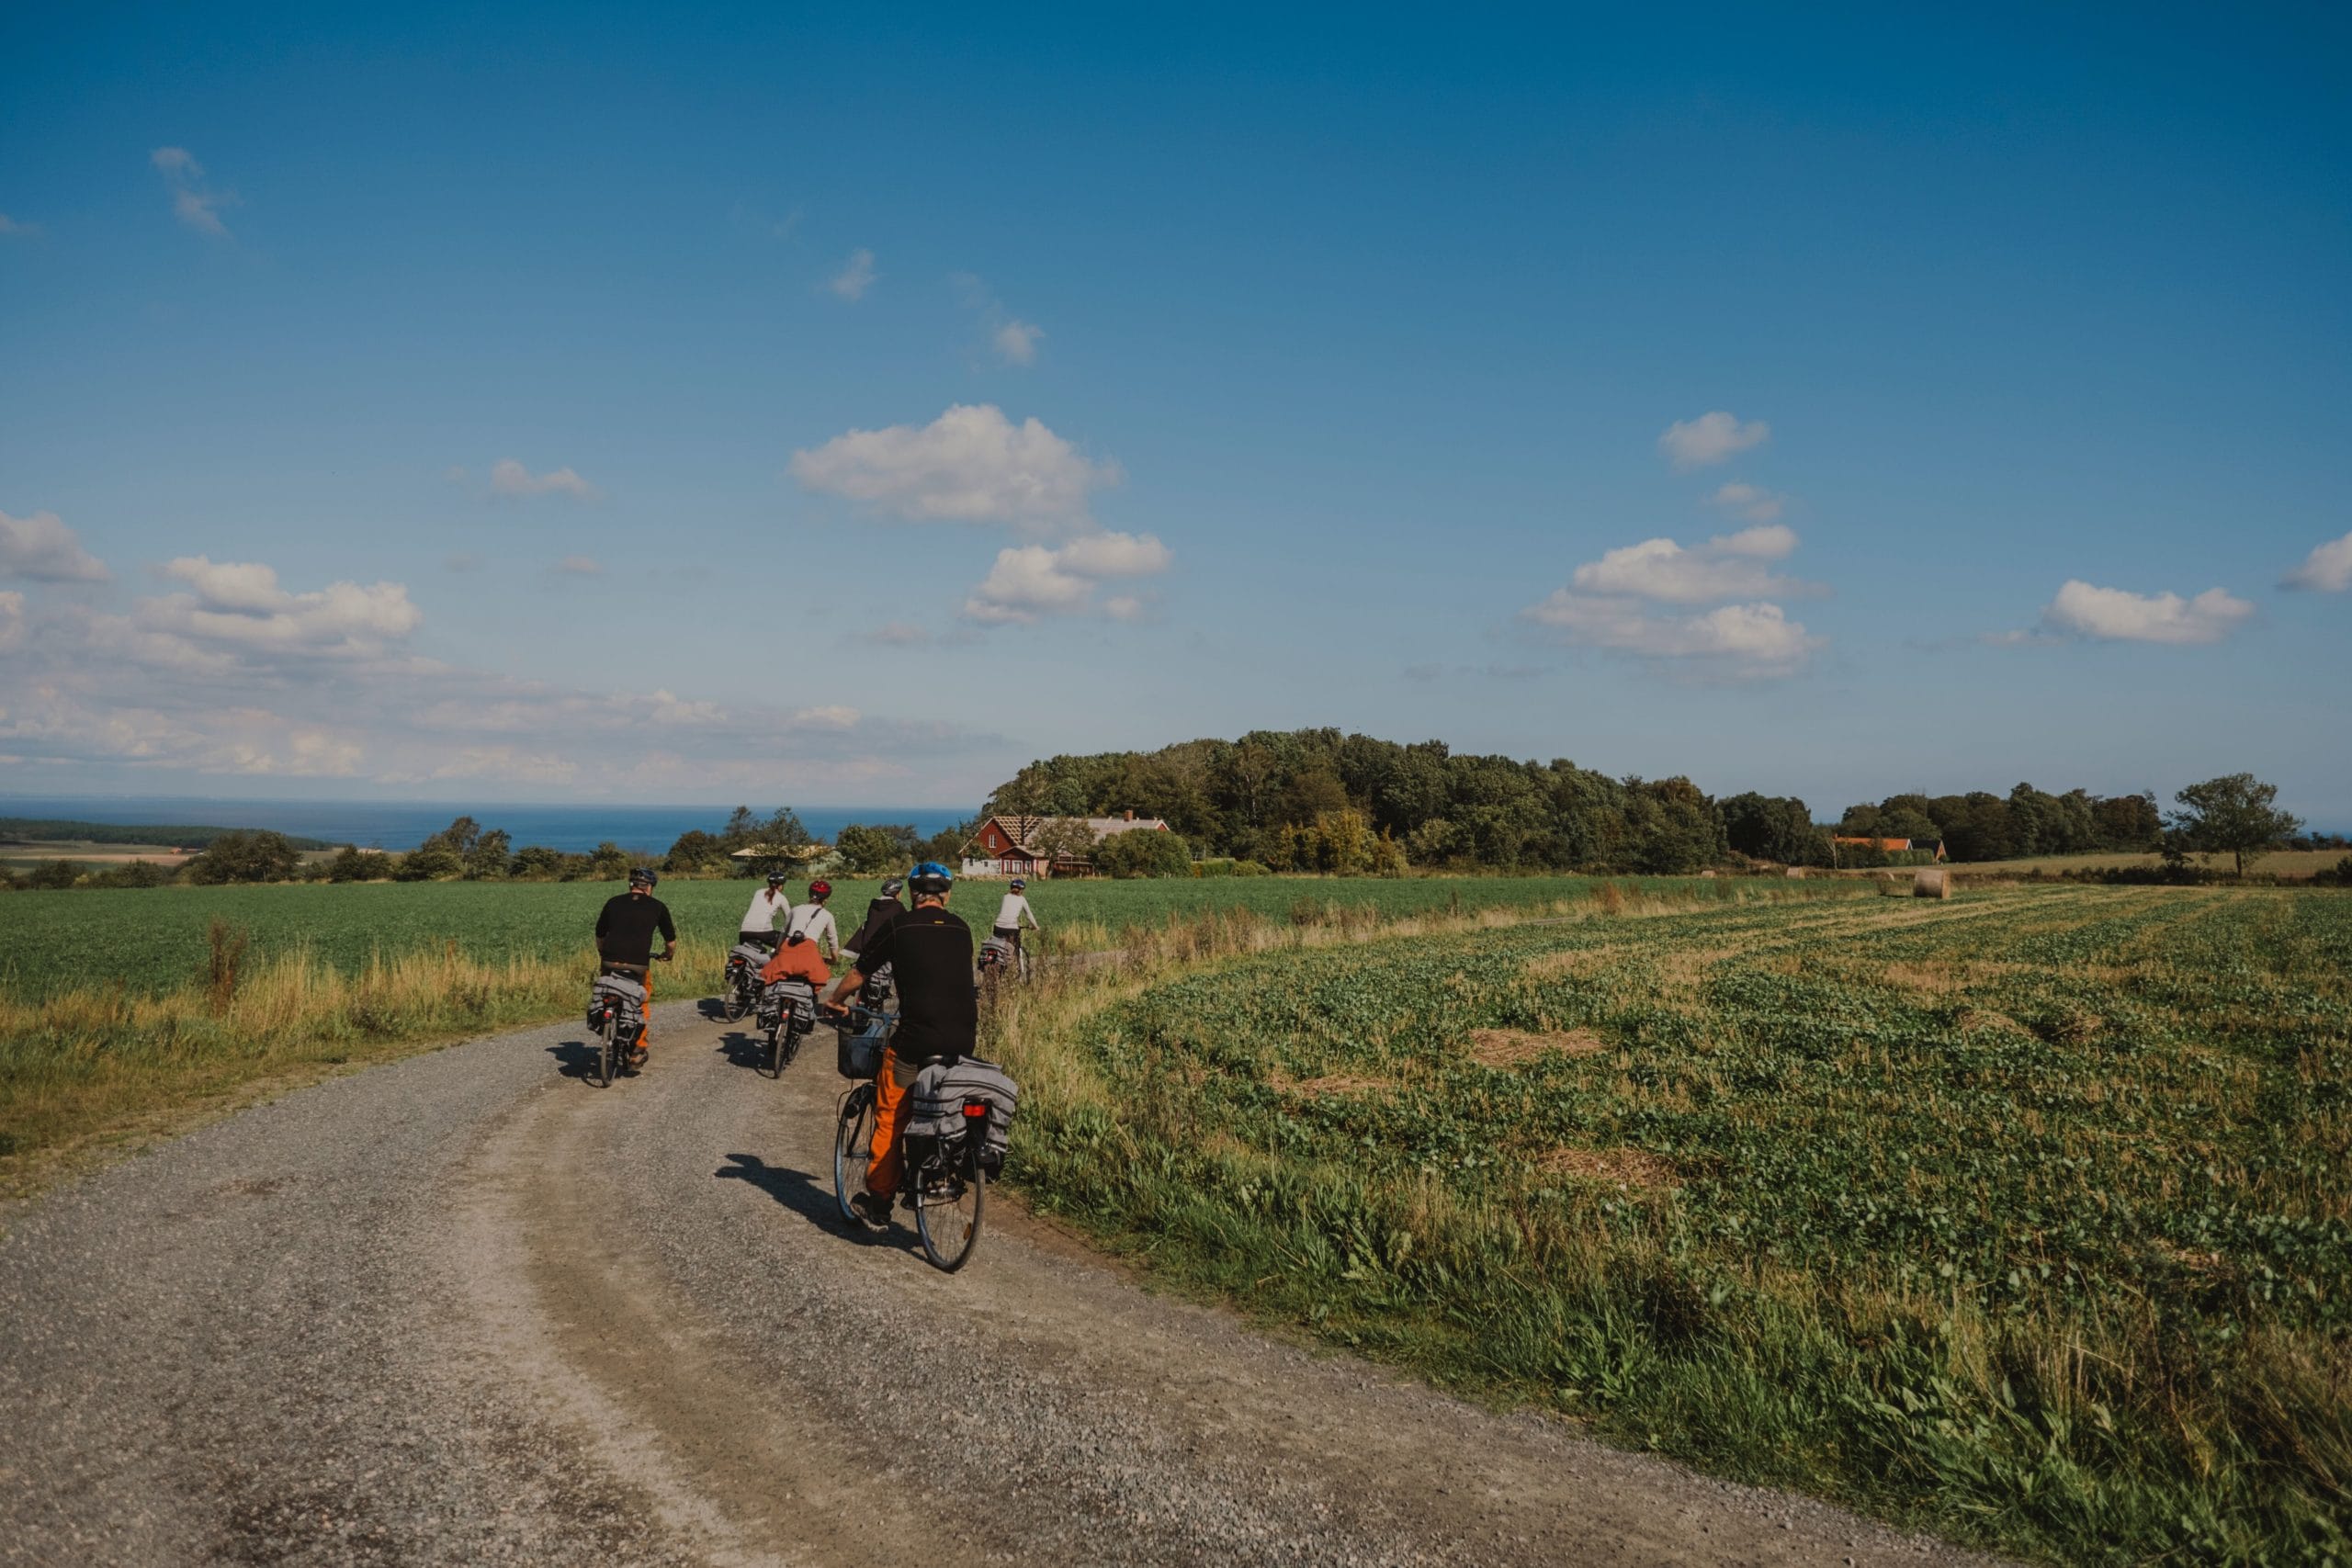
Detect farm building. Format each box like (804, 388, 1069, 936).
(961, 812, 1170, 879)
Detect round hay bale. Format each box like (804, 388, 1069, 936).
(1914, 868, 1952, 899)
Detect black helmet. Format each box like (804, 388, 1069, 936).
(766, 870, 787, 886)
(880, 876, 904, 897)
(628, 866, 658, 889)
(908, 861, 952, 896)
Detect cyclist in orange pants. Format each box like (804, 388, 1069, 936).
(820, 861, 977, 1223)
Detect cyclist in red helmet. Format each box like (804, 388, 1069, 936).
(786, 877, 840, 963)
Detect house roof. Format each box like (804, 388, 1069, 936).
(974, 814, 1170, 855)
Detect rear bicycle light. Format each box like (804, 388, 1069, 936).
(962, 1102, 989, 1118)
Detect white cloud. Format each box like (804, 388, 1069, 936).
(0, 510, 110, 582)
(554, 555, 603, 576)
(149, 557, 425, 657)
(1659, 411, 1770, 469)
(2037, 581, 2254, 645)
(0, 554, 987, 794)
(1102, 595, 1147, 623)
(1522, 594, 1821, 678)
(1524, 524, 1820, 676)
(1708, 481, 1785, 524)
(2282, 531, 2352, 592)
(830, 248, 876, 300)
(1569, 525, 1809, 604)
(0, 213, 41, 238)
(791, 404, 1120, 531)
(993, 319, 1045, 365)
(152, 145, 235, 237)
(963, 530, 1171, 626)
(953, 273, 1046, 367)
(489, 458, 599, 500)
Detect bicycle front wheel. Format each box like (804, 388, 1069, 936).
(832, 1087, 876, 1224)
(916, 1153, 985, 1272)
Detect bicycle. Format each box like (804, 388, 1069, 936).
(759, 977, 818, 1078)
(721, 940, 766, 1022)
(905, 1100, 990, 1271)
(831, 1005, 892, 1225)
(585, 951, 669, 1088)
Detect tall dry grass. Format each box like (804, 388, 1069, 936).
(0, 931, 730, 1185)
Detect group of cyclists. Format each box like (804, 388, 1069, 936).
(590, 859, 1043, 1229)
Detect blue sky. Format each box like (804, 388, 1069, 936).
(4, 4, 2347, 824)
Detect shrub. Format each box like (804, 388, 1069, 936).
(393, 844, 462, 882)
(183, 830, 302, 885)
(86, 860, 175, 889)
(1091, 828, 1193, 879)
(26, 859, 85, 891)
(326, 847, 395, 883)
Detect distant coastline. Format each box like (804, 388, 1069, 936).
(0, 795, 974, 855)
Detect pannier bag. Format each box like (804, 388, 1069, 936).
(906, 1056, 1020, 1173)
(729, 942, 771, 968)
(588, 972, 648, 1039)
(835, 1014, 889, 1079)
(758, 976, 817, 1031)
(978, 936, 1017, 971)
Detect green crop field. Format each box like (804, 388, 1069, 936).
(0, 873, 1818, 1003)
(1005, 886, 2352, 1564)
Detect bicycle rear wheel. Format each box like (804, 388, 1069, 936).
(832, 1086, 876, 1224)
(723, 971, 749, 1022)
(595, 1014, 619, 1088)
(763, 1022, 786, 1078)
(915, 1151, 984, 1272)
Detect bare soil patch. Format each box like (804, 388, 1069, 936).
(1468, 1027, 1606, 1067)
(1536, 1145, 1680, 1190)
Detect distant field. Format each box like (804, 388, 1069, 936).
(1951, 849, 2347, 877)
(0, 873, 1811, 1002)
(0, 840, 195, 874)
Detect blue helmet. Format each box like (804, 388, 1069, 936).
(908, 861, 953, 896)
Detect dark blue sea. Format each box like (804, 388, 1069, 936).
(0, 795, 974, 853)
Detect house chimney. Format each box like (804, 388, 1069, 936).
(1123, 808, 1134, 821)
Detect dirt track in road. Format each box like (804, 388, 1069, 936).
(1, 1000, 1999, 1565)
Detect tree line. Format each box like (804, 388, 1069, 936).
(978, 730, 2329, 875)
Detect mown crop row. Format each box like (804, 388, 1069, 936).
(995, 886, 2351, 1566)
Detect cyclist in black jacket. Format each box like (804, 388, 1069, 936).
(594, 867, 675, 1067)
(820, 863, 974, 1225)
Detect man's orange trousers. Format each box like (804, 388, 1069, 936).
(865, 1047, 922, 1199)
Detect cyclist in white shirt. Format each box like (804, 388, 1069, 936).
(994, 877, 1041, 975)
(786, 878, 840, 963)
(739, 872, 793, 952)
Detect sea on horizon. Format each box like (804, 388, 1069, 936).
(0, 795, 976, 854)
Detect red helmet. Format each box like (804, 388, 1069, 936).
(807, 879, 831, 899)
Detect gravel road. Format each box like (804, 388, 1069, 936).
(1, 1000, 2000, 1566)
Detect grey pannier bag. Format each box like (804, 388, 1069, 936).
(907, 1055, 1019, 1173)
(729, 942, 771, 967)
(588, 972, 647, 1037)
(759, 976, 817, 1031)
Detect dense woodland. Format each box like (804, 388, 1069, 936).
(978, 729, 2328, 874)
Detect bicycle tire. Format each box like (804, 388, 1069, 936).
(832, 1086, 876, 1224)
(915, 1149, 984, 1272)
(595, 1013, 618, 1089)
(722, 972, 749, 1023)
